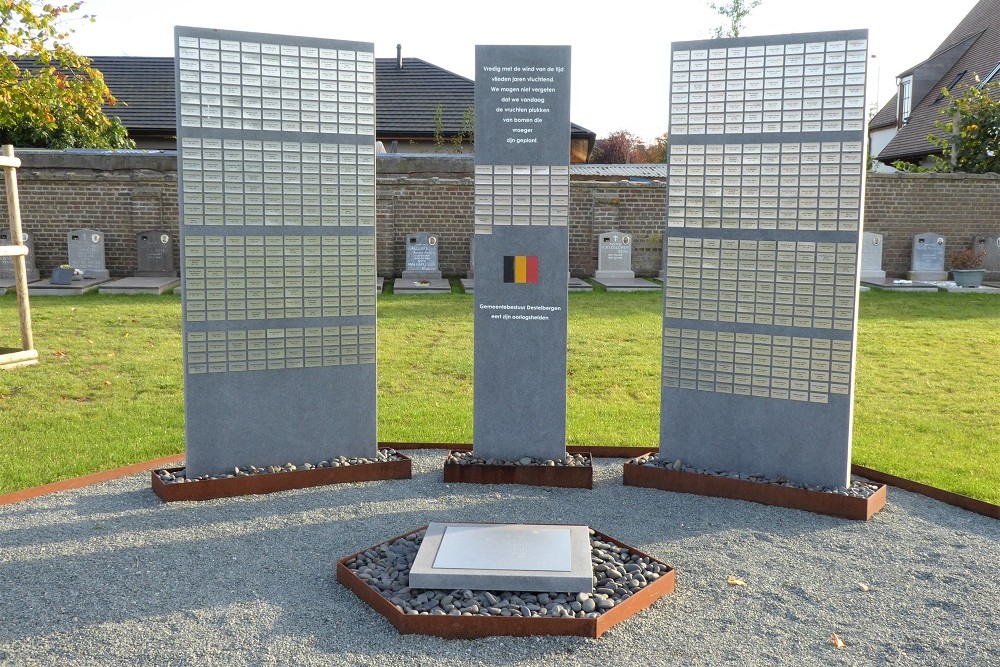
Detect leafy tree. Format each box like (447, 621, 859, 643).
(709, 0, 762, 38)
(927, 78, 1000, 174)
(0, 1, 133, 148)
(639, 132, 669, 163)
(590, 130, 646, 164)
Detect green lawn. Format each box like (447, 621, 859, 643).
(1, 289, 997, 503)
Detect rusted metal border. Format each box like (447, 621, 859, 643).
(624, 457, 887, 521)
(150, 451, 412, 502)
(443, 451, 593, 489)
(337, 525, 676, 639)
(852, 464, 998, 520)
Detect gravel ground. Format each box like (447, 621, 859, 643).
(0, 450, 997, 667)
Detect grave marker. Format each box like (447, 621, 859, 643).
(974, 235, 1000, 272)
(908, 233, 947, 281)
(175, 27, 378, 476)
(661, 31, 869, 489)
(0, 231, 38, 282)
(67, 229, 110, 279)
(136, 230, 177, 277)
(402, 233, 441, 279)
(473, 45, 572, 461)
(592, 230, 659, 291)
(860, 232, 885, 280)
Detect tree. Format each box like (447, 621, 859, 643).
(927, 78, 1000, 174)
(0, 1, 133, 148)
(709, 0, 762, 38)
(590, 130, 646, 164)
(638, 132, 669, 164)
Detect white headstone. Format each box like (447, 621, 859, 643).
(594, 230, 635, 281)
(860, 232, 885, 280)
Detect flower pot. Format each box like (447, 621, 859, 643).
(951, 269, 985, 288)
(50, 267, 74, 285)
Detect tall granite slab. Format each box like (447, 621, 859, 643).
(175, 27, 378, 476)
(591, 230, 659, 291)
(0, 231, 39, 282)
(67, 229, 110, 280)
(473, 45, 571, 461)
(401, 233, 441, 279)
(661, 31, 869, 489)
(974, 235, 1000, 272)
(136, 230, 178, 277)
(860, 232, 885, 280)
(908, 233, 947, 281)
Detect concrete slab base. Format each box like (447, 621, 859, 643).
(861, 278, 939, 292)
(568, 277, 593, 292)
(937, 284, 1000, 294)
(460, 277, 475, 293)
(908, 270, 948, 282)
(409, 523, 593, 593)
(99, 277, 181, 295)
(377, 277, 384, 295)
(392, 278, 452, 294)
(28, 278, 111, 296)
(591, 277, 661, 292)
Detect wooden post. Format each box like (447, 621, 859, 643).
(2, 144, 36, 360)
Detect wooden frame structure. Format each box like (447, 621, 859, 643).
(1, 145, 37, 370)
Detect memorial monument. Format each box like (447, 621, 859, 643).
(100, 230, 181, 294)
(393, 232, 450, 293)
(908, 233, 947, 282)
(0, 231, 38, 294)
(859, 231, 885, 281)
(590, 230, 659, 291)
(29, 229, 113, 296)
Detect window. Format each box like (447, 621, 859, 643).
(900, 76, 913, 124)
(980, 61, 1000, 86)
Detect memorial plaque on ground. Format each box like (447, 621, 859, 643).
(136, 230, 177, 277)
(175, 26, 378, 476)
(661, 30, 869, 489)
(0, 231, 38, 281)
(594, 231, 635, 280)
(67, 229, 110, 280)
(860, 232, 885, 280)
(473, 44, 572, 461)
(401, 233, 441, 279)
(908, 233, 947, 281)
(974, 235, 1000, 272)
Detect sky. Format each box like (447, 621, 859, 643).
(61, 0, 982, 143)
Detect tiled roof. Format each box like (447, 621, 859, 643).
(12, 55, 596, 143)
(874, 0, 1000, 163)
(569, 164, 670, 178)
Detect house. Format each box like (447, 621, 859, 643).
(53, 52, 597, 162)
(869, 0, 1000, 167)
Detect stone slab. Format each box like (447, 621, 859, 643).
(409, 523, 593, 593)
(99, 277, 181, 295)
(392, 278, 452, 294)
(860, 278, 939, 292)
(401, 233, 442, 280)
(376, 277, 384, 295)
(66, 229, 110, 280)
(592, 277, 661, 292)
(460, 277, 475, 293)
(907, 270, 949, 282)
(860, 232, 885, 280)
(28, 277, 111, 296)
(135, 230, 177, 277)
(937, 284, 1000, 294)
(568, 277, 593, 292)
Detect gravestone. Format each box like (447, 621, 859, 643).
(908, 233, 947, 281)
(591, 230, 659, 291)
(67, 229, 110, 280)
(136, 230, 177, 277)
(974, 235, 1000, 272)
(394, 232, 450, 293)
(460, 235, 476, 292)
(409, 523, 592, 593)
(860, 232, 885, 280)
(0, 231, 39, 282)
(175, 26, 378, 476)
(662, 30, 869, 489)
(473, 44, 572, 461)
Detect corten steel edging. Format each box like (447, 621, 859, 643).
(383, 441, 657, 459)
(623, 459, 887, 521)
(443, 452, 593, 489)
(337, 525, 676, 639)
(852, 464, 999, 520)
(151, 453, 412, 502)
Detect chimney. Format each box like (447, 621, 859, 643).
(397, 44, 402, 70)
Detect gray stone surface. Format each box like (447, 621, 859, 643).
(98, 277, 181, 295)
(973, 234, 1000, 272)
(27, 277, 110, 296)
(175, 26, 378, 477)
(0, 231, 39, 281)
(135, 230, 177, 277)
(661, 30, 869, 489)
(567, 276, 593, 292)
(472, 45, 572, 462)
(593, 231, 636, 281)
(593, 277, 660, 292)
(392, 277, 451, 294)
(66, 229, 110, 280)
(860, 278, 939, 292)
(860, 232, 885, 280)
(908, 233, 947, 281)
(409, 523, 592, 593)
(401, 233, 442, 280)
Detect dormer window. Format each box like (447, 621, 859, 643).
(900, 76, 913, 124)
(981, 61, 1000, 86)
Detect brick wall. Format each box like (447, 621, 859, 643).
(3, 152, 998, 280)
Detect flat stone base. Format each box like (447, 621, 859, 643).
(377, 277, 384, 294)
(443, 452, 593, 489)
(623, 459, 887, 520)
(936, 284, 1000, 294)
(99, 277, 181, 295)
(591, 277, 661, 292)
(908, 270, 948, 282)
(392, 278, 452, 294)
(409, 523, 593, 593)
(338, 526, 676, 639)
(861, 278, 939, 292)
(860, 271, 886, 281)
(151, 451, 412, 502)
(28, 278, 111, 296)
(459, 277, 475, 293)
(0, 277, 40, 295)
(568, 277, 593, 292)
